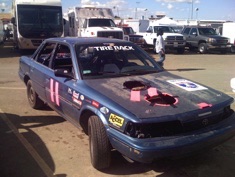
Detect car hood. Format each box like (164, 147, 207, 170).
(163, 32, 183, 37)
(202, 35, 229, 40)
(84, 72, 233, 119)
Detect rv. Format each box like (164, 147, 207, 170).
(11, 0, 64, 50)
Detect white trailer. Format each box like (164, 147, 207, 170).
(67, 6, 124, 39)
(222, 22, 235, 53)
(11, 0, 64, 50)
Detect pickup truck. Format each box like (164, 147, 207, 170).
(138, 25, 186, 54)
(120, 26, 145, 46)
(181, 26, 230, 54)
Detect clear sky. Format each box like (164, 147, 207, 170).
(1, 0, 235, 21)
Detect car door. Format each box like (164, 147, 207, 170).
(188, 28, 199, 47)
(30, 42, 56, 102)
(45, 43, 80, 121)
(182, 27, 191, 46)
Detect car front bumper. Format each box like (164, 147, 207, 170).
(108, 112, 235, 163)
(207, 43, 231, 50)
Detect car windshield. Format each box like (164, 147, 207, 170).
(153, 26, 176, 33)
(76, 42, 162, 79)
(198, 28, 217, 35)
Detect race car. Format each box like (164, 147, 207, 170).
(18, 37, 235, 170)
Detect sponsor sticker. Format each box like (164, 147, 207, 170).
(109, 113, 124, 127)
(94, 46, 135, 51)
(167, 79, 208, 91)
(72, 97, 82, 106)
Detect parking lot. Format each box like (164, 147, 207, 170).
(0, 40, 235, 177)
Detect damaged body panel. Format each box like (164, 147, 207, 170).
(18, 37, 235, 170)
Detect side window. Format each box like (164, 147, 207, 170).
(182, 28, 191, 35)
(52, 44, 74, 78)
(36, 42, 56, 67)
(147, 26, 153, 32)
(190, 28, 197, 35)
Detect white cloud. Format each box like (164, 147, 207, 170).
(167, 3, 173, 9)
(0, 2, 6, 8)
(156, 0, 200, 3)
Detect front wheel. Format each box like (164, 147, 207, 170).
(88, 115, 111, 170)
(27, 80, 44, 109)
(198, 43, 207, 54)
(177, 48, 185, 54)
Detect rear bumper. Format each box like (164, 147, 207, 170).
(108, 113, 235, 163)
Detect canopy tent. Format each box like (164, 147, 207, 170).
(150, 16, 179, 26)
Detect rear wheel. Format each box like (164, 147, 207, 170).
(88, 115, 111, 170)
(27, 80, 44, 109)
(198, 43, 207, 54)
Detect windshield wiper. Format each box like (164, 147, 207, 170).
(121, 69, 158, 75)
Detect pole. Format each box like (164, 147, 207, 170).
(191, 0, 194, 19)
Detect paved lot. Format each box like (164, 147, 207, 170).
(0, 41, 235, 177)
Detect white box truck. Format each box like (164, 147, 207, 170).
(66, 6, 124, 39)
(222, 22, 235, 53)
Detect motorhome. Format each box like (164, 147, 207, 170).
(11, 0, 64, 50)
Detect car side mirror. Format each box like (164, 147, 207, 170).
(192, 32, 197, 36)
(146, 29, 152, 33)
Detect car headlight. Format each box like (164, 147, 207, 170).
(231, 78, 235, 92)
(207, 38, 216, 43)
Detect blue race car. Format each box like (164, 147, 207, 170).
(19, 37, 235, 170)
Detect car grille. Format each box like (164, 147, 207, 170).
(216, 39, 228, 44)
(125, 106, 234, 138)
(166, 36, 184, 41)
(97, 31, 123, 39)
(31, 39, 43, 46)
(129, 36, 144, 44)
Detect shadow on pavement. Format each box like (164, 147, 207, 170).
(0, 112, 66, 177)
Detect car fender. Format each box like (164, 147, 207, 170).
(80, 104, 109, 126)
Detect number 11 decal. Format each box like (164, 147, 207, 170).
(50, 78, 60, 106)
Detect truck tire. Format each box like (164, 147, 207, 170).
(88, 115, 111, 170)
(220, 50, 227, 54)
(177, 48, 185, 54)
(230, 46, 235, 53)
(198, 43, 207, 54)
(27, 80, 44, 109)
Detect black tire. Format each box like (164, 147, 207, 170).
(88, 115, 111, 170)
(198, 43, 207, 54)
(177, 48, 185, 54)
(26, 80, 44, 109)
(220, 50, 227, 54)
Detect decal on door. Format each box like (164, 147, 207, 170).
(50, 78, 60, 106)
